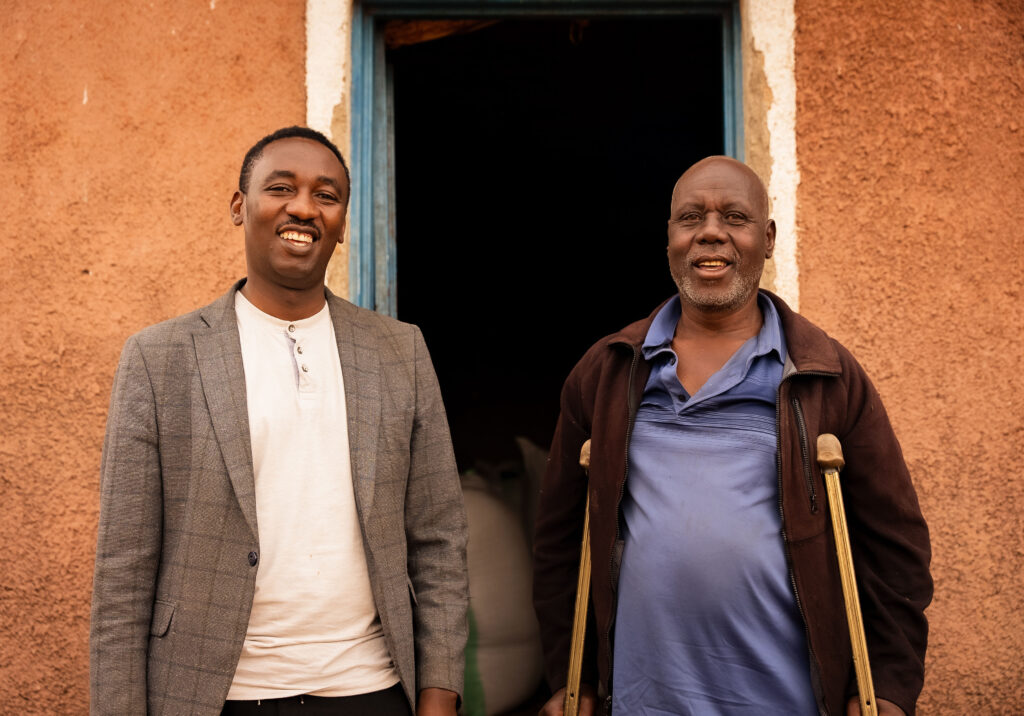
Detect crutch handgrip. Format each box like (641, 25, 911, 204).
(816, 433, 845, 470)
(817, 433, 878, 716)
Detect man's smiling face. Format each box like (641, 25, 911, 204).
(667, 157, 775, 314)
(230, 136, 348, 298)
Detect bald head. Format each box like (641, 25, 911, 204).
(666, 155, 776, 314)
(671, 156, 770, 222)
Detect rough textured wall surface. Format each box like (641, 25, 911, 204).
(741, 0, 777, 292)
(794, 0, 1024, 711)
(0, 1, 307, 711)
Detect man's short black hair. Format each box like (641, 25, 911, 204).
(238, 126, 350, 196)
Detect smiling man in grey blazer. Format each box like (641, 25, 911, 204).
(90, 126, 468, 716)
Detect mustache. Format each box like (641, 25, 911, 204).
(277, 219, 318, 232)
(687, 251, 737, 263)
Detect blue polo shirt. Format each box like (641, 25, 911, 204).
(611, 293, 817, 715)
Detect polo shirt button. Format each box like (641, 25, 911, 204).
(301, 364, 309, 373)
(288, 324, 296, 333)
(248, 551, 258, 566)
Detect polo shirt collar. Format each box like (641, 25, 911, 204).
(641, 291, 786, 366)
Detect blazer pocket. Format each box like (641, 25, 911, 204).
(150, 600, 175, 637)
(406, 576, 418, 606)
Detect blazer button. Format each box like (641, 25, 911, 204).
(248, 551, 258, 566)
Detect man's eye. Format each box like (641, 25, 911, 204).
(726, 213, 747, 223)
(267, 185, 292, 193)
(317, 192, 339, 202)
(680, 212, 702, 223)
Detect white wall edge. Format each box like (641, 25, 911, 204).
(747, 0, 800, 311)
(306, 0, 349, 139)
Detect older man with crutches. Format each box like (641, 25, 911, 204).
(533, 156, 932, 716)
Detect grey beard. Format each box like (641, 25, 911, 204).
(673, 266, 761, 312)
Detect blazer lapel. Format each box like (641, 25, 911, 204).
(194, 284, 258, 539)
(329, 291, 381, 517)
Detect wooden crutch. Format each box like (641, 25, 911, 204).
(817, 433, 878, 716)
(563, 439, 592, 716)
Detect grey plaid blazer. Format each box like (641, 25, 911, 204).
(90, 281, 468, 715)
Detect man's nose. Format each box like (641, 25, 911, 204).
(286, 189, 317, 219)
(696, 212, 727, 242)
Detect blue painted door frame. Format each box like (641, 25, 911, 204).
(350, 0, 743, 313)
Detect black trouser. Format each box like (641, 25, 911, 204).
(221, 683, 411, 716)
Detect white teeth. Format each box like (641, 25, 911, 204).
(281, 230, 313, 244)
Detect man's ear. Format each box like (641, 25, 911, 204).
(337, 216, 348, 248)
(230, 191, 245, 226)
(764, 219, 776, 259)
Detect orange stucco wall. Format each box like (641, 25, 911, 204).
(0, 1, 307, 711)
(2, 1, 1022, 713)
(795, 0, 1024, 711)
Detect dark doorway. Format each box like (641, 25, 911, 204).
(392, 18, 724, 471)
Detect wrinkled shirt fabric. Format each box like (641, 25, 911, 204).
(612, 295, 817, 715)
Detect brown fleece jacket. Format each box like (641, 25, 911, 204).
(533, 290, 932, 715)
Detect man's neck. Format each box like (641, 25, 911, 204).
(240, 281, 327, 321)
(671, 292, 765, 396)
(674, 293, 764, 342)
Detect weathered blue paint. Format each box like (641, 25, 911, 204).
(349, 5, 376, 310)
(365, 0, 734, 16)
(350, 0, 743, 313)
(722, 2, 744, 160)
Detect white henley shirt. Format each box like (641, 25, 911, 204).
(226, 291, 399, 700)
